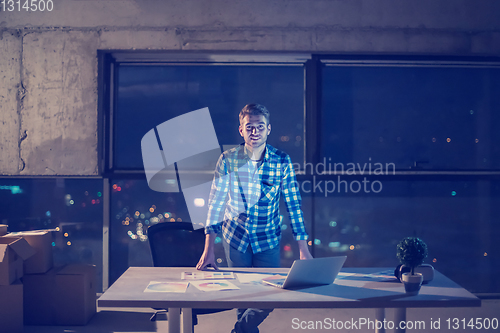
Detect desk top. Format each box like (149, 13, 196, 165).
(98, 267, 481, 309)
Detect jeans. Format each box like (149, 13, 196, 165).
(223, 241, 280, 333)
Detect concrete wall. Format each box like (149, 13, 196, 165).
(1, 0, 499, 175)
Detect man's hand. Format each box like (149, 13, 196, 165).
(196, 233, 219, 270)
(298, 240, 313, 260)
(196, 248, 218, 270)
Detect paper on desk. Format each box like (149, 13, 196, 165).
(144, 281, 189, 293)
(190, 280, 240, 292)
(336, 272, 357, 279)
(182, 271, 235, 280)
(361, 270, 397, 281)
(237, 273, 276, 284)
(337, 270, 396, 282)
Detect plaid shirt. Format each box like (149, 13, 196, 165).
(205, 144, 308, 253)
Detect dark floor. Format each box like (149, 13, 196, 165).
(22, 298, 500, 333)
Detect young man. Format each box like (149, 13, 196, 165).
(196, 104, 312, 333)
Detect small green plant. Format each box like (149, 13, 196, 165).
(396, 237, 428, 275)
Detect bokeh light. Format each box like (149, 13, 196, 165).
(194, 198, 205, 207)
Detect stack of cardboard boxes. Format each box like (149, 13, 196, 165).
(0, 224, 97, 333)
(0, 225, 35, 333)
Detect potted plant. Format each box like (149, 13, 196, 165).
(396, 237, 428, 295)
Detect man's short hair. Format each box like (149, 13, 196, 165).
(239, 104, 270, 125)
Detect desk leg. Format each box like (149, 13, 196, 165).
(182, 308, 193, 333)
(375, 308, 386, 333)
(168, 308, 181, 333)
(394, 308, 406, 333)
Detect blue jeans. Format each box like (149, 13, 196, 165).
(223, 241, 280, 333)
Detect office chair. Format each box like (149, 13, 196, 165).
(148, 221, 206, 269)
(147, 222, 229, 324)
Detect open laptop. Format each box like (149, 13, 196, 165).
(262, 256, 347, 289)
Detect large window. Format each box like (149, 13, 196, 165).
(321, 61, 500, 169)
(101, 53, 500, 294)
(312, 177, 500, 293)
(113, 63, 306, 170)
(105, 54, 309, 282)
(316, 60, 500, 293)
(107, 177, 313, 283)
(0, 178, 104, 291)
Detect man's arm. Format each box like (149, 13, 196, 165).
(281, 155, 313, 259)
(196, 233, 219, 270)
(298, 240, 313, 260)
(204, 154, 229, 233)
(197, 154, 229, 270)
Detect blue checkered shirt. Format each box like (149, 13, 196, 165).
(205, 144, 308, 253)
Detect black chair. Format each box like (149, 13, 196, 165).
(148, 221, 206, 269)
(147, 222, 229, 325)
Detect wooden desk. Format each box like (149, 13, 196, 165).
(98, 267, 480, 333)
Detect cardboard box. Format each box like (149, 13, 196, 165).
(23, 267, 58, 325)
(0, 224, 7, 236)
(23, 264, 97, 326)
(6, 231, 53, 274)
(55, 264, 97, 325)
(0, 281, 23, 333)
(0, 237, 36, 285)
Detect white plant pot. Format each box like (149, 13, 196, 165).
(402, 272, 423, 296)
(398, 264, 434, 283)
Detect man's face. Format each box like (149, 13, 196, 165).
(239, 115, 271, 149)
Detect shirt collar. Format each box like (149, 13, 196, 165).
(240, 143, 269, 162)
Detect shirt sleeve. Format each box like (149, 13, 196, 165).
(205, 153, 229, 235)
(281, 155, 309, 241)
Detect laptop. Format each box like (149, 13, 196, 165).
(262, 256, 347, 289)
